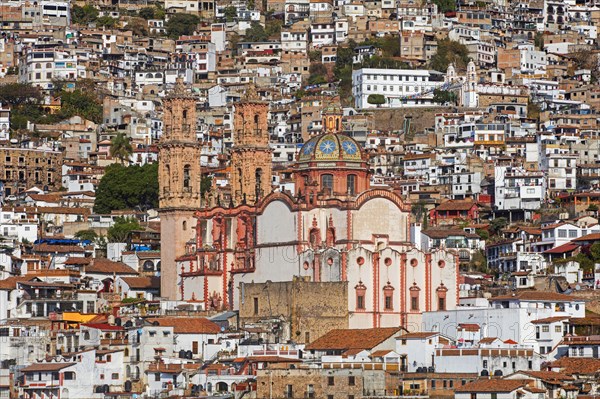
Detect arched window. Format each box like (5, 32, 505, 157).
(183, 165, 190, 189)
(410, 283, 420, 312)
(164, 165, 170, 193)
(255, 168, 263, 198)
(182, 109, 188, 122)
(355, 281, 366, 311)
(321, 174, 333, 193)
(254, 114, 260, 135)
(347, 174, 356, 195)
(183, 221, 187, 231)
(437, 283, 448, 311)
(383, 282, 394, 310)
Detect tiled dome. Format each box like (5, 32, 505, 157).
(298, 133, 363, 162)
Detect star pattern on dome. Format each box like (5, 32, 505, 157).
(303, 142, 315, 155)
(342, 140, 357, 155)
(319, 140, 336, 155)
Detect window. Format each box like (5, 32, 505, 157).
(348, 376, 355, 386)
(385, 295, 393, 310)
(558, 229, 567, 238)
(155, 373, 160, 381)
(253, 297, 259, 315)
(111, 373, 119, 379)
(411, 296, 418, 311)
(328, 376, 334, 386)
(438, 297, 446, 311)
(322, 174, 333, 192)
(482, 360, 487, 369)
(357, 294, 365, 310)
(183, 165, 191, 189)
(555, 325, 562, 333)
(568, 229, 577, 238)
(64, 372, 75, 380)
(491, 394, 497, 399)
(542, 325, 550, 333)
(347, 174, 356, 195)
(285, 385, 293, 398)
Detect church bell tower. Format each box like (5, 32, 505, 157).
(159, 78, 201, 300)
(230, 84, 272, 205)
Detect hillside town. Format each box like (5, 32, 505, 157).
(3, 0, 600, 398)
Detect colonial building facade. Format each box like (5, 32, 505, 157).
(159, 85, 459, 331)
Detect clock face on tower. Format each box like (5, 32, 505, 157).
(342, 140, 358, 155)
(319, 139, 336, 155)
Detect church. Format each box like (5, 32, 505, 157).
(158, 80, 459, 330)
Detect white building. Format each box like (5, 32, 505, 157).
(352, 68, 447, 109)
(494, 164, 545, 218)
(19, 49, 86, 91)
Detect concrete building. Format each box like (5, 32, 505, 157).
(352, 68, 446, 109)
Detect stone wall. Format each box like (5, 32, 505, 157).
(239, 278, 348, 344)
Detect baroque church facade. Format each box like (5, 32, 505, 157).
(159, 81, 459, 331)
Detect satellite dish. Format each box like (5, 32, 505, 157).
(220, 327, 225, 332)
(575, 285, 581, 291)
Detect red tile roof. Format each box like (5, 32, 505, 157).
(543, 243, 579, 254)
(454, 379, 533, 393)
(572, 233, 600, 242)
(146, 317, 221, 334)
(531, 316, 570, 324)
(435, 200, 478, 211)
(548, 357, 600, 375)
(85, 258, 137, 275)
(21, 362, 76, 372)
(305, 327, 405, 351)
(120, 276, 160, 290)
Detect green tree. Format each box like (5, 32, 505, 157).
(0, 83, 42, 107)
(244, 22, 268, 42)
(107, 217, 142, 242)
(201, 175, 213, 194)
(367, 94, 386, 106)
(429, 39, 470, 72)
(489, 217, 508, 236)
(476, 228, 489, 240)
(59, 89, 103, 123)
(432, 89, 457, 105)
(380, 35, 400, 58)
(166, 13, 200, 39)
(94, 163, 159, 214)
(110, 133, 133, 164)
(71, 4, 99, 25)
(96, 16, 117, 28)
(432, 0, 456, 13)
(126, 17, 149, 36)
(309, 50, 322, 62)
(75, 229, 98, 242)
(223, 6, 237, 21)
(139, 7, 156, 20)
(308, 62, 328, 85)
(265, 19, 283, 38)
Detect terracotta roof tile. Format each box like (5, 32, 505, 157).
(548, 357, 600, 375)
(305, 327, 405, 351)
(146, 317, 221, 334)
(435, 200, 478, 211)
(21, 362, 76, 372)
(85, 258, 137, 275)
(0, 276, 34, 290)
(454, 379, 533, 393)
(120, 276, 160, 290)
